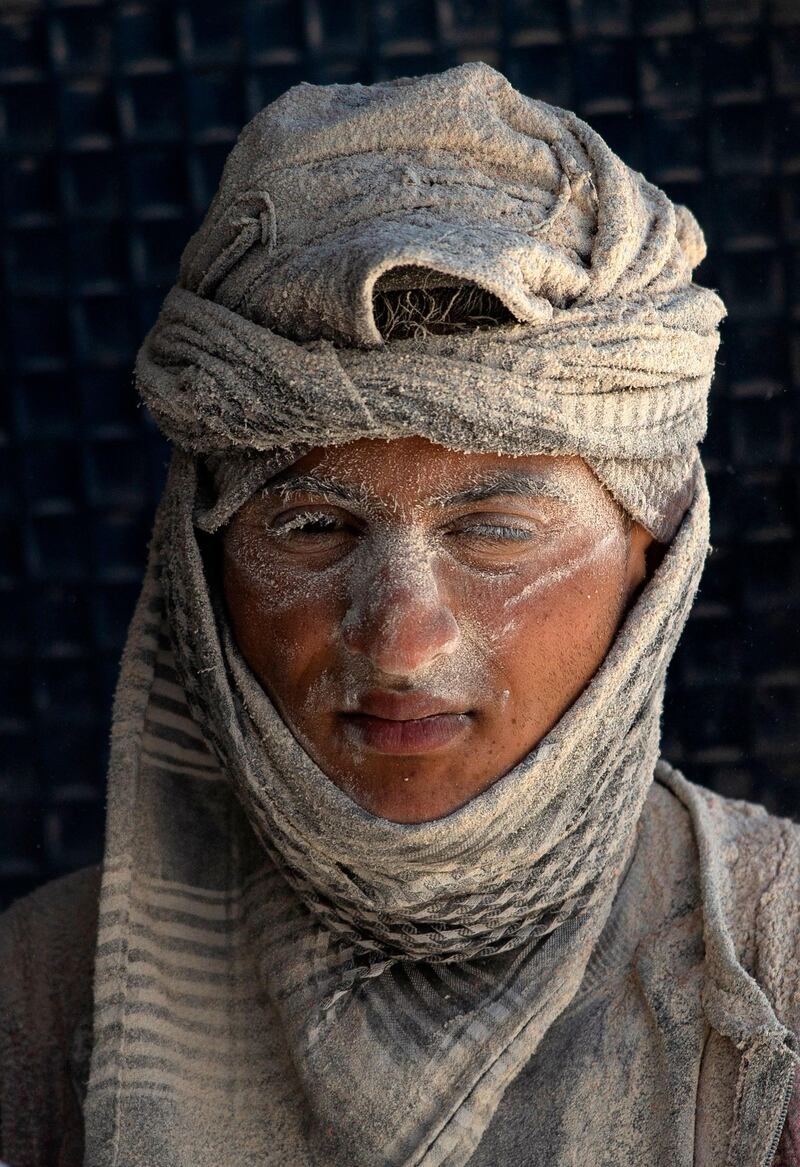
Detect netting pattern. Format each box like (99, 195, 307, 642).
(1, 0, 798, 908)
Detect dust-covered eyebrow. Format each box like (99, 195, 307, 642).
(430, 472, 577, 508)
(261, 470, 577, 510)
(262, 473, 373, 508)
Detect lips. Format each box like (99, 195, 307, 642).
(348, 690, 464, 722)
(339, 690, 472, 755)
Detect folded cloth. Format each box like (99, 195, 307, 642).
(135, 60, 725, 541)
(75, 62, 799, 1167)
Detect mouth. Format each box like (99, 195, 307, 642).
(339, 711, 472, 755)
(339, 690, 473, 755)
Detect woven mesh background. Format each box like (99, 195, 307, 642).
(1, 0, 798, 910)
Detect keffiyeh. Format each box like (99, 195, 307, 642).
(82, 63, 799, 1167)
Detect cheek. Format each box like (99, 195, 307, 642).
(464, 528, 629, 693)
(221, 532, 346, 690)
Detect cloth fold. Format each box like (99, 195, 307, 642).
(76, 61, 800, 1167)
(135, 61, 726, 541)
(83, 453, 712, 1167)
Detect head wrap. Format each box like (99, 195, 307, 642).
(81, 64, 800, 1167)
(135, 60, 726, 542)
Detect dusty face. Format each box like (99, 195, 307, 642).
(221, 437, 653, 823)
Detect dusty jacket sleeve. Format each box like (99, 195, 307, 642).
(0, 867, 100, 1167)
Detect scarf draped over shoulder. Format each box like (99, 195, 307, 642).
(76, 62, 799, 1167)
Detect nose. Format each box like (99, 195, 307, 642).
(341, 547, 460, 677)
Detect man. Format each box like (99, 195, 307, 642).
(2, 62, 798, 1166)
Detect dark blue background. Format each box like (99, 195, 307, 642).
(2, 0, 799, 909)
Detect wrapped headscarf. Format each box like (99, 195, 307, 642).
(137, 60, 724, 543)
(82, 63, 799, 1167)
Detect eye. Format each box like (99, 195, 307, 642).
(448, 516, 542, 545)
(458, 521, 537, 543)
(442, 510, 560, 568)
(263, 508, 362, 563)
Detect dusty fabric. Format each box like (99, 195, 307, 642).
(135, 61, 726, 543)
(80, 457, 800, 1167)
(470, 771, 799, 1167)
(45, 59, 794, 1166)
(0, 866, 100, 1167)
(1, 794, 799, 1167)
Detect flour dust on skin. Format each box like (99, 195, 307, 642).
(220, 439, 636, 821)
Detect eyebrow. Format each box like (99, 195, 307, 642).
(429, 471, 576, 508)
(264, 470, 576, 510)
(266, 473, 373, 508)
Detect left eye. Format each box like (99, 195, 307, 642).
(456, 522, 535, 542)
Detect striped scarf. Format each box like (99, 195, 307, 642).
(82, 453, 711, 1166)
(82, 61, 739, 1166)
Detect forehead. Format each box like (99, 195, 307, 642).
(271, 436, 606, 509)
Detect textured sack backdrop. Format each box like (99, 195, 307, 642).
(1, 0, 798, 909)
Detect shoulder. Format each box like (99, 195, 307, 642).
(0, 866, 101, 1167)
(650, 771, 800, 1166)
(656, 763, 800, 1032)
(654, 762, 800, 919)
(1, 864, 102, 1015)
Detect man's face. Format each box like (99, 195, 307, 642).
(222, 437, 653, 822)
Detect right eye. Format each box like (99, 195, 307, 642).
(263, 508, 362, 564)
